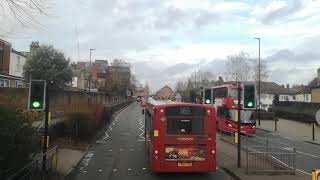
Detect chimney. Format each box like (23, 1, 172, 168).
(318, 68, 320, 85)
(30, 41, 40, 54)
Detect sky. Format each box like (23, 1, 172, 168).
(1, 0, 320, 92)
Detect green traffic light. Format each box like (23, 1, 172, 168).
(247, 101, 253, 107)
(32, 101, 41, 108)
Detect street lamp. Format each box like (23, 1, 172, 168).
(254, 37, 261, 126)
(89, 48, 96, 94)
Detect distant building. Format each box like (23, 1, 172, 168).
(155, 85, 175, 100)
(175, 93, 182, 102)
(0, 39, 27, 88)
(312, 86, 320, 103)
(294, 87, 311, 103)
(259, 82, 288, 111)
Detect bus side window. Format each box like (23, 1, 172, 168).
(145, 110, 153, 140)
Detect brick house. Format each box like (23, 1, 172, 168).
(0, 39, 28, 88)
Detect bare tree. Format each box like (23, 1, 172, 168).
(251, 59, 269, 82)
(0, 0, 49, 37)
(175, 80, 187, 92)
(225, 51, 252, 82)
(190, 70, 215, 88)
(225, 51, 269, 82)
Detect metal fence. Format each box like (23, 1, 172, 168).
(6, 146, 60, 180)
(219, 130, 296, 174)
(243, 134, 296, 174)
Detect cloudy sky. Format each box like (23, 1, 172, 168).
(1, 0, 320, 92)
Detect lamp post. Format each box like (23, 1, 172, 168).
(89, 48, 96, 94)
(254, 37, 261, 126)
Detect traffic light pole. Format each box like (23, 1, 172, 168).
(42, 85, 49, 171)
(237, 81, 241, 168)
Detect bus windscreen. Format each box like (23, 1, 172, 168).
(165, 106, 205, 135)
(167, 117, 204, 135)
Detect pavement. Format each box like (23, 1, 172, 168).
(68, 103, 234, 180)
(57, 149, 86, 176)
(257, 118, 320, 145)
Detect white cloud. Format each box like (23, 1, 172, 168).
(1, 0, 319, 90)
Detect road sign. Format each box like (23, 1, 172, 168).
(316, 109, 320, 125)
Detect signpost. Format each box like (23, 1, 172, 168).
(316, 109, 320, 125)
(313, 109, 320, 141)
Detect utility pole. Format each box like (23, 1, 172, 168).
(237, 81, 242, 168)
(254, 37, 261, 126)
(89, 48, 95, 96)
(42, 84, 49, 171)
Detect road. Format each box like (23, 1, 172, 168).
(69, 102, 233, 180)
(248, 129, 320, 175)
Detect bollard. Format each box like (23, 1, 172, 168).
(274, 116, 278, 132)
(313, 123, 315, 141)
(312, 169, 320, 180)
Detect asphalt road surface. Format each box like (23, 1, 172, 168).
(69, 103, 233, 180)
(247, 128, 320, 175)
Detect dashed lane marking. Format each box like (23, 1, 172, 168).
(98, 169, 103, 172)
(142, 167, 146, 170)
(128, 168, 132, 171)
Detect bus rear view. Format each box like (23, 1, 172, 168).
(145, 101, 216, 172)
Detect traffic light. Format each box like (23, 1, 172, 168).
(243, 83, 256, 109)
(204, 88, 212, 104)
(28, 80, 46, 110)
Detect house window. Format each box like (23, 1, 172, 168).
(0, 79, 10, 87)
(16, 56, 21, 73)
(16, 80, 23, 88)
(305, 94, 309, 101)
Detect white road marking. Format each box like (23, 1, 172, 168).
(113, 169, 117, 172)
(98, 169, 103, 172)
(296, 151, 320, 158)
(130, 148, 134, 151)
(83, 170, 87, 173)
(120, 148, 124, 151)
(109, 149, 112, 152)
(142, 167, 146, 170)
(296, 169, 311, 175)
(128, 168, 132, 171)
(120, 132, 130, 135)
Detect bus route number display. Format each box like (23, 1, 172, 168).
(180, 107, 191, 116)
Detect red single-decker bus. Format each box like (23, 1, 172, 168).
(145, 99, 216, 172)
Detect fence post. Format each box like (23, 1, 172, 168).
(293, 147, 296, 174)
(312, 123, 315, 141)
(246, 133, 249, 174)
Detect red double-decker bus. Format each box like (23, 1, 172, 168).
(211, 84, 256, 134)
(144, 99, 216, 172)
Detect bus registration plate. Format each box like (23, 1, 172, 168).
(178, 162, 192, 167)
